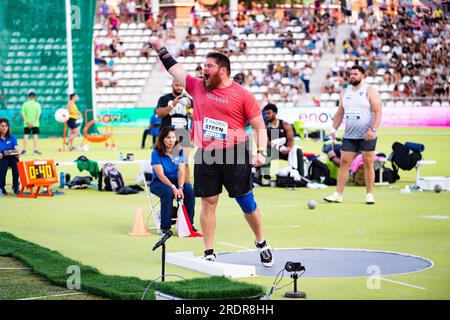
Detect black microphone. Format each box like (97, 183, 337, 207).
(152, 230, 173, 251)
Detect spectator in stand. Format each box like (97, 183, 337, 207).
(321, 74, 334, 94)
(244, 70, 254, 87)
(110, 15, 120, 32)
(127, 0, 137, 22)
(116, 41, 126, 57)
(328, 24, 336, 52)
(392, 85, 401, 99)
(118, 0, 128, 21)
(301, 63, 313, 95)
(99, 0, 110, 24)
(140, 44, 151, 58)
(95, 71, 103, 87)
(186, 39, 196, 56)
(146, 14, 156, 30)
(238, 40, 248, 55)
(142, 0, 151, 22)
(109, 70, 118, 87)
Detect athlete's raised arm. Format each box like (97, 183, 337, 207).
(146, 37, 188, 87)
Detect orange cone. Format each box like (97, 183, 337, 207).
(128, 208, 151, 236)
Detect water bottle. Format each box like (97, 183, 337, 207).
(59, 172, 65, 188)
(119, 152, 124, 161)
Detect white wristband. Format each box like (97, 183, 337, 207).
(171, 184, 177, 190)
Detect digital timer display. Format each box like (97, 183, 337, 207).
(17, 160, 58, 198)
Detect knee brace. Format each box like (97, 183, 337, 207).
(235, 192, 257, 214)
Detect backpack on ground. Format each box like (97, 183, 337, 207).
(275, 174, 306, 188)
(378, 167, 397, 184)
(99, 162, 125, 192)
(390, 142, 422, 180)
(307, 159, 331, 184)
(66, 176, 93, 189)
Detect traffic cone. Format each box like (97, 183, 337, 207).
(128, 208, 151, 236)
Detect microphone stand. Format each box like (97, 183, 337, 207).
(161, 242, 166, 282)
(152, 230, 172, 282)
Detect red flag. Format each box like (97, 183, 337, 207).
(176, 201, 202, 238)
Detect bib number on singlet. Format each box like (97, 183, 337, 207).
(203, 117, 228, 140)
(171, 117, 187, 129)
(345, 108, 362, 120)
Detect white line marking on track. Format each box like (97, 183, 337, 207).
(18, 292, 84, 300)
(380, 277, 426, 290)
(219, 242, 253, 251)
(0, 267, 30, 270)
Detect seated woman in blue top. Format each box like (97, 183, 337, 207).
(150, 126, 195, 234)
(0, 118, 20, 195)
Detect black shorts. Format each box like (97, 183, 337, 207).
(67, 118, 79, 129)
(341, 138, 377, 153)
(194, 142, 253, 198)
(329, 38, 336, 45)
(24, 127, 40, 135)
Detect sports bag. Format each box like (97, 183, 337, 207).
(390, 142, 422, 179)
(100, 162, 125, 191)
(307, 159, 331, 183)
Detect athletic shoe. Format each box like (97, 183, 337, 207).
(33, 150, 42, 155)
(255, 240, 274, 268)
(13, 187, 19, 195)
(203, 249, 216, 262)
(20, 150, 26, 156)
(0, 188, 7, 196)
(324, 192, 343, 203)
(366, 193, 375, 205)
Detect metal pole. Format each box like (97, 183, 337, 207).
(65, 0, 74, 94)
(162, 243, 166, 282)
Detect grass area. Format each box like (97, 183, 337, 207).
(1, 126, 449, 299)
(0, 256, 103, 300)
(0, 232, 264, 300)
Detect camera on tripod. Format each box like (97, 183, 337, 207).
(285, 261, 305, 273)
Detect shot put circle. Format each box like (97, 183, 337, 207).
(216, 248, 433, 278)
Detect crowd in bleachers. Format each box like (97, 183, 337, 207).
(175, 8, 338, 105)
(93, 0, 174, 108)
(323, 6, 449, 107)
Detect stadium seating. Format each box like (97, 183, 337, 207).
(93, 22, 157, 109)
(2, 34, 72, 110)
(162, 22, 324, 104)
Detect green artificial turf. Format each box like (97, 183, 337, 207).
(1, 127, 449, 299)
(0, 256, 103, 300)
(0, 232, 264, 300)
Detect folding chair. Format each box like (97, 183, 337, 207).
(141, 169, 162, 233)
(141, 168, 179, 234)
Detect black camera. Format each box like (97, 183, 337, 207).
(285, 261, 305, 272)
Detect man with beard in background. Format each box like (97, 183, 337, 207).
(155, 79, 193, 182)
(324, 65, 382, 205)
(146, 38, 274, 267)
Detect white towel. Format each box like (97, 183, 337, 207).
(287, 146, 299, 169)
